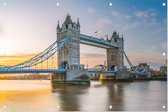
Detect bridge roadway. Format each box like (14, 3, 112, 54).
(0, 68, 116, 75)
(0, 69, 149, 77)
(0, 69, 66, 74)
(130, 71, 150, 76)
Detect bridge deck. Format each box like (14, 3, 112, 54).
(0, 69, 66, 74)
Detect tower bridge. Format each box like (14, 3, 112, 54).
(0, 14, 150, 84)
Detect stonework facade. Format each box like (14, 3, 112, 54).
(57, 14, 83, 80)
(56, 15, 126, 80)
(106, 31, 124, 71)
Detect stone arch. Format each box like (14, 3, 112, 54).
(110, 65, 116, 71)
(60, 61, 69, 69)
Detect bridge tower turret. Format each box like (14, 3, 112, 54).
(56, 14, 82, 81)
(106, 31, 124, 71)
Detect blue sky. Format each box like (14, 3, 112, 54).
(0, 0, 167, 69)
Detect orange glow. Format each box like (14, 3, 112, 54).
(0, 53, 36, 66)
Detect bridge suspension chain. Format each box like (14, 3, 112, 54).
(0, 36, 71, 71)
(122, 50, 134, 68)
(122, 50, 149, 73)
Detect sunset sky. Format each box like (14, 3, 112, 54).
(0, 0, 167, 70)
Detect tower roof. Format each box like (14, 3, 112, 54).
(63, 13, 73, 25)
(111, 31, 119, 39)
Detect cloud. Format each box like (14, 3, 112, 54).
(146, 18, 157, 26)
(144, 42, 166, 54)
(0, 53, 36, 65)
(134, 11, 148, 18)
(133, 9, 160, 28)
(134, 10, 157, 18)
(84, 17, 112, 36)
(126, 54, 166, 70)
(150, 13, 156, 17)
(111, 11, 119, 16)
(150, 28, 166, 36)
(131, 22, 139, 28)
(87, 7, 96, 14)
(96, 17, 112, 28)
(111, 11, 131, 19)
(122, 21, 139, 31)
(125, 15, 131, 19)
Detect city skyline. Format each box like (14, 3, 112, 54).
(0, 0, 167, 70)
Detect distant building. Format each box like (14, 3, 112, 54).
(149, 69, 160, 76)
(93, 65, 107, 71)
(160, 63, 167, 77)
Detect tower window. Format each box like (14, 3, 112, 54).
(114, 38, 117, 42)
(66, 24, 68, 29)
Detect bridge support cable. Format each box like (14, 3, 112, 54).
(122, 50, 150, 74)
(51, 55, 54, 69)
(41, 61, 43, 69)
(47, 53, 48, 69)
(122, 50, 134, 68)
(0, 36, 71, 71)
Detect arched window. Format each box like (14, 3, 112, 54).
(66, 24, 68, 29)
(114, 38, 117, 42)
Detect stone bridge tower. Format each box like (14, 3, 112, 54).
(106, 31, 130, 79)
(56, 14, 87, 81)
(106, 31, 124, 71)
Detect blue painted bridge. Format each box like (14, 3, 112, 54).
(0, 33, 150, 77)
(0, 68, 116, 75)
(0, 67, 149, 77)
(0, 69, 66, 74)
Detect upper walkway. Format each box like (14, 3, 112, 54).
(80, 34, 119, 49)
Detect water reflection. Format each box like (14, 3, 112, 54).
(52, 85, 89, 111)
(106, 83, 130, 111)
(52, 82, 129, 111)
(0, 80, 167, 111)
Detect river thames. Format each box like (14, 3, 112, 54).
(0, 80, 167, 111)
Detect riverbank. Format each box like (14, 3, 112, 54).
(93, 77, 167, 82)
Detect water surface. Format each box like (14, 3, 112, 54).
(0, 80, 167, 111)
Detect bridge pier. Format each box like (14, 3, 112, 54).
(51, 72, 66, 82)
(115, 70, 131, 79)
(51, 72, 90, 85)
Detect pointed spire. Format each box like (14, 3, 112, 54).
(77, 18, 80, 27)
(106, 36, 108, 41)
(121, 34, 124, 40)
(67, 12, 70, 17)
(57, 21, 60, 29)
(63, 13, 73, 25)
(113, 30, 117, 34)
